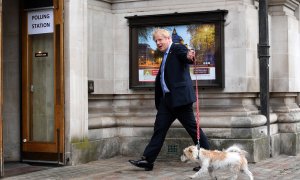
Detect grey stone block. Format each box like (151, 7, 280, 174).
(120, 137, 149, 157)
(203, 137, 270, 163)
(277, 112, 300, 123)
(166, 126, 270, 139)
(204, 126, 269, 139)
(71, 137, 120, 165)
(120, 136, 270, 163)
(280, 132, 300, 155)
(271, 133, 281, 157)
(279, 122, 300, 133)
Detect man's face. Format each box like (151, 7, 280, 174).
(154, 34, 171, 52)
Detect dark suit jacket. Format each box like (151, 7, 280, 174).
(155, 43, 196, 109)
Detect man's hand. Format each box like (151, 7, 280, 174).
(187, 49, 196, 63)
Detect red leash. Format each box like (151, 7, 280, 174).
(194, 58, 201, 148)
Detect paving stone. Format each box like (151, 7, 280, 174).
(3, 155, 300, 180)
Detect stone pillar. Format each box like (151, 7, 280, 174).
(269, 0, 300, 155)
(297, 4, 300, 107)
(0, 0, 3, 176)
(269, 0, 300, 92)
(2, 0, 20, 161)
(64, 0, 89, 165)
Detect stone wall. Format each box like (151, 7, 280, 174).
(2, 0, 20, 161)
(86, 93, 273, 163)
(69, 0, 300, 164)
(269, 0, 300, 156)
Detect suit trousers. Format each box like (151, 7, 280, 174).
(143, 93, 210, 163)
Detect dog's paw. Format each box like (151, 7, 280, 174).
(189, 174, 197, 179)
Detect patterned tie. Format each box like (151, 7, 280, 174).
(160, 52, 169, 94)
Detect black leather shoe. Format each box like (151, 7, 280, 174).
(128, 159, 154, 171)
(193, 166, 201, 171)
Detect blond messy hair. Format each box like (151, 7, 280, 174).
(152, 28, 171, 40)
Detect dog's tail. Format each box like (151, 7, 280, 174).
(225, 145, 248, 156)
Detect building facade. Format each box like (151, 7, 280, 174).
(0, 0, 300, 176)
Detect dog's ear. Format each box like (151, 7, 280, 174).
(188, 147, 193, 153)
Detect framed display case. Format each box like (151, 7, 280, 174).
(126, 10, 228, 89)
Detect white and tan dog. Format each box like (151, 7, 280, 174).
(181, 145, 253, 180)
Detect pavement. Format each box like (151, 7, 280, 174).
(3, 154, 300, 180)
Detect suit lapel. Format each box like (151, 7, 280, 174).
(163, 44, 175, 88)
(165, 43, 175, 69)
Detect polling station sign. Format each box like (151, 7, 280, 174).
(28, 9, 54, 35)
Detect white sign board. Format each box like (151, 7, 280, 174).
(28, 9, 54, 35)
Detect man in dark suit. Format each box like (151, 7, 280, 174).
(129, 28, 210, 171)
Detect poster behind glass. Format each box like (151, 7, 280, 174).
(138, 24, 216, 83)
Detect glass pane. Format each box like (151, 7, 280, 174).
(30, 33, 54, 142)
